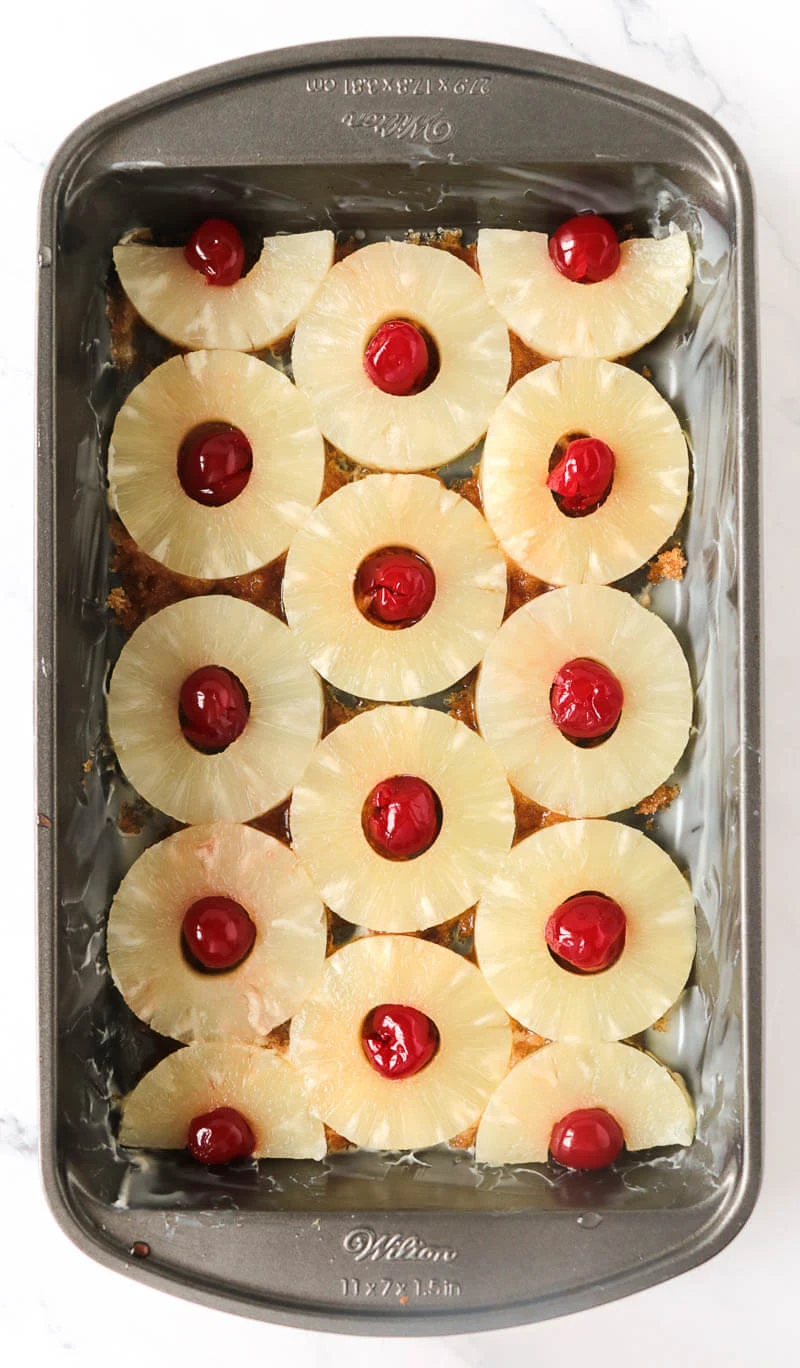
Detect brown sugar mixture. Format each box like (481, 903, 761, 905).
(406, 228, 477, 272)
(449, 470, 482, 511)
(250, 798, 292, 847)
(635, 783, 680, 817)
(505, 562, 548, 619)
(441, 671, 478, 732)
(648, 544, 687, 583)
(117, 798, 149, 836)
(509, 332, 546, 384)
(108, 518, 287, 631)
(512, 787, 569, 844)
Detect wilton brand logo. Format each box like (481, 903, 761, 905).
(340, 110, 455, 144)
(343, 1227, 459, 1264)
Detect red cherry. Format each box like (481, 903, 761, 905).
(550, 658, 623, 741)
(549, 214, 620, 284)
(178, 423, 253, 507)
(363, 775, 442, 860)
(179, 666, 250, 752)
(362, 1003, 439, 1079)
(547, 437, 615, 515)
(550, 1107, 625, 1170)
(355, 547, 436, 625)
(182, 896, 256, 972)
(184, 218, 245, 286)
(186, 1106, 256, 1164)
(545, 893, 626, 973)
(364, 320, 430, 395)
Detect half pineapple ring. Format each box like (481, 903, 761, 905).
(292, 241, 511, 471)
(481, 359, 689, 585)
(119, 1042, 327, 1159)
(290, 705, 515, 932)
(475, 1041, 695, 1165)
(109, 351, 324, 579)
(289, 936, 511, 1149)
(475, 821, 696, 1042)
(283, 474, 507, 701)
(113, 230, 334, 351)
(477, 228, 692, 359)
(107, 824, 326, 1044)
(476, 586, 693, 816)
(108, 596, 323, 824)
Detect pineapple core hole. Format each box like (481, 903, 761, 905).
(547, 432, 615, 519)
(177, 422, 253, 508)
(363, 318, 441, 395)
(178, 665, 251, 754)
(545, 890, 627, 975)
(354, 546, 437, 629)
(361, 1003, 441, 1079)
(548, 432, 590, 472)
(362, 774, 443, 861)
(549, 657, 623, 748)
(181, 895, 256, 974)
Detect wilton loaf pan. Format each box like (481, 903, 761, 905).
(37, 37, 762, 1334)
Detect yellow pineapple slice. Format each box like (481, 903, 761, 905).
(475, 1041, 695, 1165)
(290, 705, 514, 932)
(113, 230, 334, 351)
(475, 586, 692, 816)
(107, 823, 326, 1044)
(480, 359, 689, 585)
(477, 229, 692, 359)
(283, 474, 507, 701)
(119, 1042, 326, 1159)
(292, 241, 510, 471)
(108, 351, 324, 579)
(107, 596, 323, 824)
(475, 820, 695, 1042)
(289, 936, 511, 1149)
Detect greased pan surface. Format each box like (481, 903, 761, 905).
(37, 38, 762, 1333)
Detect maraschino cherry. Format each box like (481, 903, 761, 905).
(356, 547, 436, 625)
(184, 218, 246, 287)
(182, 896, 256, 971)
(549, 214, 620, 284)
(362, 1004, 439, 1079)
(186, 1106, 256, 1163)
(550, 1107, 625, 1170)
(547, 437, 615, 516)
(363, 775, 442, 860)
(178, 423, 253, 507)
(364, 320, 430, 395)
(545, 893, 626, 972)
(179, 666, 250, 752)
(550, 658, 623, 741)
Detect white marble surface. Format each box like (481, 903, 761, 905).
(2, 0, 792, 1361)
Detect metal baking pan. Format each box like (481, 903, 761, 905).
(36, 37, 763, 1334)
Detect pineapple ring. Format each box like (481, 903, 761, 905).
(475, 586, 692, 816)
(107, 596, 323, 824)
(283, 474, 507, 701)
(480, 359, 689, 585)
(113, 230, 335, 351)
(108, 351, 325, 579)
(119, 1042, 327, 1159)
(290, 705, 515, 931)
(107, 824, 326, 1045)
(289, 936, 511, 1149)
(475, 1041, 695, 1165)
(477, 229, 692, 360)
(292, 241, 511, 471)
(475, 821, 696, 1042)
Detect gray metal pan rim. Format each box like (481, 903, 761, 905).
(36, 36, 763, 1334)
